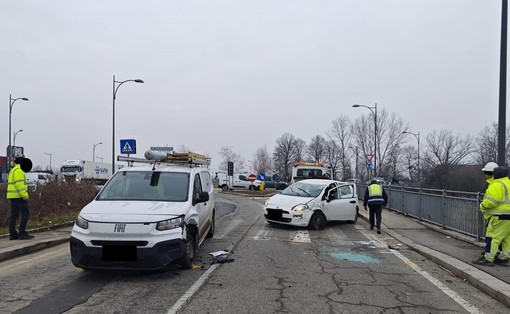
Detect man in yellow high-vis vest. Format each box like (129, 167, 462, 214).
(363, 179, 388, 234)
(6, 157, 34, 240)
(473, 166, 510, 266)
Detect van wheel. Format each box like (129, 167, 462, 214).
(249, 185, 255, 191)
(206, 212, 215, 238)
(221, 184, 228, 191)
(308, 212, 326, 230)
(178, 227, 196, 269)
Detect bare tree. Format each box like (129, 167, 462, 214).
(474, 123, 510, 165)
(351, 109, 409, 180)
(219, 145, 244, 172)
(307, 135, 327, 162)
(273, 133, 297, 181)
(423, 129, 474, 167)
(421, 129, 474, 188)
(293, 138, 307, 162)
(401, 145, 418, 182)
(327, 115, 352, 180)
(323, 140, 342, 180)
(253, 145, 272, 175)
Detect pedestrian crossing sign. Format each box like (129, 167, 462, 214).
(120, 139, 136, 154)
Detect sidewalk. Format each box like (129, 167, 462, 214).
(1, 207, 510, 307)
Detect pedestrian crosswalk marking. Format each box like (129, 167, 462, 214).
(325, 227, 354, 246)
(289, 231, 311, 243)
(250, 229, 273, 240)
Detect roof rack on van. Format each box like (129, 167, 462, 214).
(117, 150, 210, 167)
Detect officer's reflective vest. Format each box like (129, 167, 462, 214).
(6, 164, 28, 199)
(480, 177, 510, 215)
(367, 184, 385, 205)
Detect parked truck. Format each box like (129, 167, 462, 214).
(60, 160, 112, 185)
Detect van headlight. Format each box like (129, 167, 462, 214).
(75, 216, 89, 229)
(156, 216, 184, 231)
(292, 204, 309, 211)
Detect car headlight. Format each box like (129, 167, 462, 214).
(292, 204, 309, 211)
(264, 199, 270, 207)
(156, 216, 184, 231)
(75, 216, 89, 229)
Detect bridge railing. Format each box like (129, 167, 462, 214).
(356, 184, 485, 241)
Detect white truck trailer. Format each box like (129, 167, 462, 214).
(60, 160, 112, 185)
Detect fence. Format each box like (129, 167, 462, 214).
(356, 184, 486, 241)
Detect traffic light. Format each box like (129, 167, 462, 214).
(227, 161, 234, 176)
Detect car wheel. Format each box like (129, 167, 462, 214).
(178, 227, 197, 269)
(249, 185, 254, 191)
(278, 184, 286, 190)
(206, 212, 215, 238)
(221, 184, 228, 191)
(349, 207, 359, 224)
(308, 212, 326, 230)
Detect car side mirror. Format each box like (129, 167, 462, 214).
(195, 191, 209, 204)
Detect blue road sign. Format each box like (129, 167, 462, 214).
(366, 162, 373, 169)
(120, 139, 136, 154)
(257, 173, 266, 181)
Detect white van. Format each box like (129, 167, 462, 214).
(26, 172, 53, 187)
(219, 173, 261, 191)
(70, 151, 216, 271)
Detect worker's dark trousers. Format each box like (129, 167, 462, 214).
(9, 198, 29, 238)
(368, 205, 383, 230)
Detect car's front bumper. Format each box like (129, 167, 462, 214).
(70, 236, 186, 270)
(264, 208, 312, 227)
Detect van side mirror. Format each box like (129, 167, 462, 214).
(195, 191, 209, 204)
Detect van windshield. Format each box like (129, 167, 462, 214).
(97, 171, 190, 202)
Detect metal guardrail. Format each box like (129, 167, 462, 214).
(356, 184, 485, 241)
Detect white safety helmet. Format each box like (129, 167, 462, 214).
(481, 162, 498, 172)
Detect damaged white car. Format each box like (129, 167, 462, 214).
(264, 179, 358, 230)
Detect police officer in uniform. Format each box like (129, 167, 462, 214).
(363, 179, 388, 234)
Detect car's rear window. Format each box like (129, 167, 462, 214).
(97, 171, 190, 202)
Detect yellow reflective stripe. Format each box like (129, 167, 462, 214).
(484, 209, 510, 215)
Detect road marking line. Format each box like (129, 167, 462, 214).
(215, 218, 242, 239)
(360, 226, 482, 314)
(391, 250, 482, 314)
(166, 264, 219, 314)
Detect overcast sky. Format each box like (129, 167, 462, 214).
(0, 0, 504, 171)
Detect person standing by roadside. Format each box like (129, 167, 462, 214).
(473, 166, 510, 266)
(6, 157, 34, 240)
(363, 179, 388, 234)
(477, 162, 498, 258)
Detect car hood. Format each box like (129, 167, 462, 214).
(78, 200, 189, 223)
(266, 194, 315, 210)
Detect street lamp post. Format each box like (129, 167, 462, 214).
(402, 131, 421, 186)
(8, 94, 29, 170)
(352, 102, 378, 177)
(44, 152, 52, 172)
(349, 145, 359, 179)
(13, 129, 23, 150)
(93, 142, 103, 162)
(112, 76, 144, 173)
